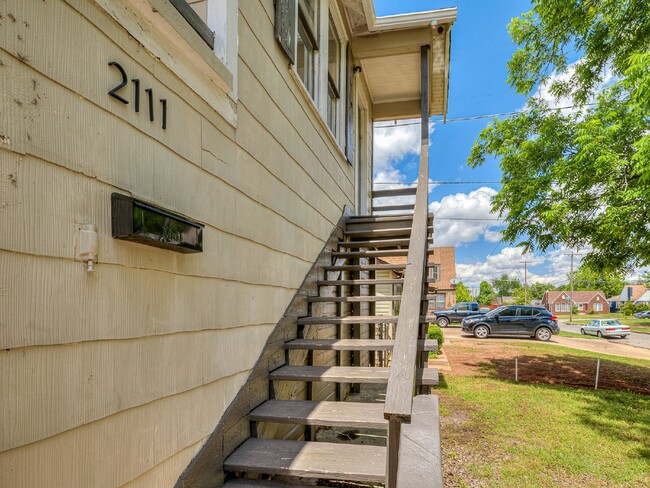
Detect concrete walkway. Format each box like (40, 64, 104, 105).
(441, 326, 650, 361)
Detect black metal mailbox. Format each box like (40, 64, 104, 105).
(111, 193, 203, 253)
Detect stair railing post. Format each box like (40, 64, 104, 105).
(386, 417, 401, 488)
(384, 44, 431, 488)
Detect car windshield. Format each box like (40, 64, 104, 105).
(602, 320, 622, 326)
(485, 306, 506, 318)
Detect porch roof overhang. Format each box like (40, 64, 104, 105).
(340, 0, 457, 121)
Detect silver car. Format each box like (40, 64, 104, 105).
(581, 319, 631, 338)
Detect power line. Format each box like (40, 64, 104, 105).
(374, 102, 597, 127)
(373, 180, 500, 185)
(434, 217, 504, 221)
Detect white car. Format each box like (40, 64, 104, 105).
(581, 319, 631, 338)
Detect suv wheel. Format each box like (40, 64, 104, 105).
(535, 327, 552, 342)
(580, 328, 586, 335)
(473, 325, 489, 339)
(436, 317, 449, 328)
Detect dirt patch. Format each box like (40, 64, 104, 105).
(444, 342, 650, 395)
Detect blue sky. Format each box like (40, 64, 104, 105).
(372, 0, 584, 291)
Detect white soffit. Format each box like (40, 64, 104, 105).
(342, 0, 457, 120)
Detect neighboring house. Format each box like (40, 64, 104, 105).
(619, 284, 647, 302)
(608, 296, 621, 312)
(0, 0, 456, 486)
(634, 290, 650, 305)
(543, 290, 610, 314)
(428, 246, 457, 309)
(377, 246, 457, 311)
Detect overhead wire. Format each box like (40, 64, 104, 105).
(374, 102, 598, 127)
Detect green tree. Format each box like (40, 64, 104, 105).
(476, 281, 496, 306)
(529, 282, 554, 301)
(469, 0, 650, 271)
(491, 274, 521, 297)
(455, 281, 473, 303)
(621, 300, 637, 318)
(570, 265, 625, 298)
(512, 286, 526, 305)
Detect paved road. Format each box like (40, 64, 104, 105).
(442, 326, 650, 361)
(559, 320, 650, 350)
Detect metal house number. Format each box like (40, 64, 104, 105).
(108, 62, 168, 130)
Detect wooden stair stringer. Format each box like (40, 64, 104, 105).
(174, 207, 354, 488)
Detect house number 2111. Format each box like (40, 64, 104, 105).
(108, 61, 168, 130)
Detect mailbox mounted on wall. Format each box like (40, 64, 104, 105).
(111, 193, 203, 253)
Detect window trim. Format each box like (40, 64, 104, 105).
(93, 0, 237, 125)
(170, 0, 215, 49)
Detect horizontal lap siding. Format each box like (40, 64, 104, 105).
(0, 0, 355, 486)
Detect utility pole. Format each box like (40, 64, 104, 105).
(565, 251, 582, 322)
(519, 261, 531, 304)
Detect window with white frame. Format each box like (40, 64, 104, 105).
(429, 265, 440, 282)
(555, 303, 560, 312)
(436, 293, 446, 309)
(594, 302, 603, 312)
(326, 14, 341, 135)
(275, 0, 351, 152)
(181, 0, 238, 79)
(296, 0, 319, 100)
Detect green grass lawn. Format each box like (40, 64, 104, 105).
(439, 376, 650, 487)
(559, 330, 598, 340)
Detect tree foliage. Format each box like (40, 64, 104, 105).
(491, 274, 521, 297)
(477, 281, 496, 305)
(570, 265, 625, 297)
(455, 281, 473, 303)
(469, 0, 650, 271)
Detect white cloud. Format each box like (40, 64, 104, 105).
(531, 59, 616, 112)
(484, 229, 502, 243)
(372, 121, 437, 211)
(429, 187, 504, 246)
(457, 246, 548, 287)
(456, 246, 588, 288)
(373, 122, 420, 172)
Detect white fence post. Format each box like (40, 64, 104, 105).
(515, 358, 518, 382)
(595, 358, 601, 390)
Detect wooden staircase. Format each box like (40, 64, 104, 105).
(219, 212, 438, 487)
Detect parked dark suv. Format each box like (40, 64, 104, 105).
(461, 305, 560, 341)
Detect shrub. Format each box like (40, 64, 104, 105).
(427, 324, 444, 349)
(588, 308, 595, 315)
(621, 301, 636, 317)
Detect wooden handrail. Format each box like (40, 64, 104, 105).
(383, 44, 431, 488)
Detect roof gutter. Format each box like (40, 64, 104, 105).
(361, 0, 457, 32)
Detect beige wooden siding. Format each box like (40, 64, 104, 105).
(375, 269, 397, 316)
(0, 0, 365, 486)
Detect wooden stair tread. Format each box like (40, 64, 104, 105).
(338, 238, 411, 248)
(317, 278, 405, 286)
(308, 295, 435, 303)
(372, 187, 417, 198)
(372, 204, 415, 212)
(317, 278, 439, 286)
(322, 263, 436, 272)
(284, 338, 438, 352)
(250, 400, 388, 429)
(269, 366, 439, 385)
(343, 227, 412, 237)
(296, 315, 435, 325)
(339, 237, 432, 248)
(344, 227, 432, 238)
(224, 480, 312, 488)
(224, 439, 386, 483)
(332, 249, 410, 258)
(347, 212, 418, 221)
